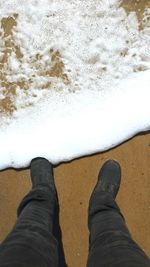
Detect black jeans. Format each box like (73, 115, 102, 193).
(87, 189, 150, 267)
(0, 186, 149, 267)
(0, 186, 59, 267)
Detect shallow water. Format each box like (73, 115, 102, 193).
(0, 0, 149, 169)
(0, 14, 22, 114)
(0, 0, 149, 117)
(0, 14, 68, 115)
(121, 0, 150, 30)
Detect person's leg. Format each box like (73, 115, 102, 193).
(87, 160, 150, 267)
(0, 158, 59, 267)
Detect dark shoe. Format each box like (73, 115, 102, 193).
(30, 157, 56, 192)
(93, 159, 121, 199)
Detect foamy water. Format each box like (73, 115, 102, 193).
(0, 0, 150, 169)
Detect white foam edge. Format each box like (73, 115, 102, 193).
(0, 70, 150, 170)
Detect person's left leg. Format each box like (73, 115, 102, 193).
(87, 160, 150, 267)
(0, 158, 59, 267)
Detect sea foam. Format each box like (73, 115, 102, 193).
(0, 0, 150, 169)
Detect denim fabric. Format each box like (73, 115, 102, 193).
(0, 186, 58, 267)
(87, 190, 150, 267)
(0, 185, 149, 267)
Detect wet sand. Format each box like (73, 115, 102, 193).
(0, 133, 150, 267)
(121, 0, 150, 30)
(0, 1, 150, 266)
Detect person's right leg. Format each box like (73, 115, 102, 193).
(0, 158, 59, 267)
(87, 160, 150, 267)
